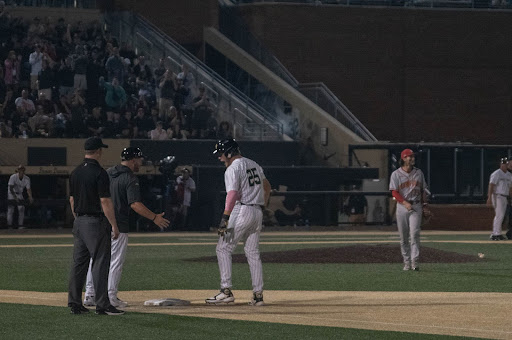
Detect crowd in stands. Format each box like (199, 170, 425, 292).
(0, 2, 234, 140)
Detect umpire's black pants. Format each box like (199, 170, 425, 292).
(68, 215, 111, 310)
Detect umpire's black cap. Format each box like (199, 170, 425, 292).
(213, 139, 239, 156)
(84, 137, 108, 150)
(121, 147, 144, 161)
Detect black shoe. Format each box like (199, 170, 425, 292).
(490, 235, 501, 241)
(498, 235, 507, 240)
(249, 291, 264, 306)
(70, 304, 89, 315)
(96, 305, 125, 315)
(506, 231, 512, 240)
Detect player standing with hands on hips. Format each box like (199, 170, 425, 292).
(389, 149, 429, 271)
(83, 147, 170, 308)
(487, 157, 512, 240)
(206, 139, 271, 306)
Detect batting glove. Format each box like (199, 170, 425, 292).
(218, 214, 232, 240)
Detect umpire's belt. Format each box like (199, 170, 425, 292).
(239, 202, 264, 209)
(76, 213, 103, 217)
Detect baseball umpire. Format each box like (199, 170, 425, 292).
(68, 137, 124, 315)
(205, 139, 271, 306)
(84, 147, 170, 308)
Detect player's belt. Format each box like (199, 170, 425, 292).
(496, 194, 509, 197)
(76, 213, 103, 217)
(409, 200, 421, 204)
(239, 202, 264, 209)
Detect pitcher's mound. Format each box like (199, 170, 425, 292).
(189, 245, 482, 264)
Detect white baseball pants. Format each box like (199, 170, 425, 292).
(7, 205, 25, 226)
(396, 203, 422, 267)
(492, 195, 507, 236)
(216, 204, 264, 293)
(85, 233, 129, 299)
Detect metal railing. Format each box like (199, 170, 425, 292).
(4, 0, 97, 8)
(234, 122, 284, 140)
(229, 0, 512, 10)
(104, 11, 285, 140)
(219, 5, 377, 142)
(299, 83, 377, 141)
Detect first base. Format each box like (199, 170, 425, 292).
(144, 298, 191, 306)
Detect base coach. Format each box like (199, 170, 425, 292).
(67, 137, 124, 315)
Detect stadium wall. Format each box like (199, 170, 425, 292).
(237, 4, 512, 144)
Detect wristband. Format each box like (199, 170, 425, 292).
(152, 214, 157, 222)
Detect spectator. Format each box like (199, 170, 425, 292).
(150, 121, 169, 140)
(4, 50, 20, 89)
(85, 106, 104, 137)
(102, 111, 117, 138)
(191, 86, 211, 138)
(133, 107, 155, 139)
(70, 89, 86, 137)
(217, 121, 233, 140)
(2, 87, 16, 125)
(57, 57, 74, 97)
(15, 88, 35, 116)
(154, 58, 166, 87)
(37, 59, 55, 100)
(159, 69, 176, 119)
(0, 67, 6, 104)
(119, 110, 133, 138)
(105, 46, 124, 84)
(28, 104, 52, 137)
(177, 63, 196, 102)
(36, 92, 55, 116)
(168, 114, 189, 140)
(133, 55, 152, 81)
(0, 120, 12, 138)
(100, 76, 126, 111)
(205, 114, 218, 139)
(119, 41, 136, 61)
(72, 45, 88, 91)
(16, 122, 31, 139)
(86, 47, 106, 108)
(29, 44, 43, 91)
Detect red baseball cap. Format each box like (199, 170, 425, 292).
(401, 149, 415, 160)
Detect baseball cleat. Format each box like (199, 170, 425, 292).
(249, 291, 264, 306)
(70, 304, 89, 315)
(95, 306, 125, 315)
(403, 263, 411, 271)
(506, 231, 512, 240)
(110, 296, 128, 308)
(205, 288, 235, 304)
(412, 267, 420, 271)
(490, 235, 506, 241)
(83, 295, 96, 306)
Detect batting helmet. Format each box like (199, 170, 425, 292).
(213, 139, 239, 156)
(121, 147, 144, 161)
(501, 157, 508, 164)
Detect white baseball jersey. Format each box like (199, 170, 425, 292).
(7, 174, 31, 200)
(216, 156, 265, 294)
(225, 158, 265, 205)
(489, 169, 512, 196)
(176, 176, 196, 207)
(389, 167, 427, 202)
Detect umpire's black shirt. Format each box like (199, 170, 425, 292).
(107, 164, 141, 233)
(70, 158, 111, 215)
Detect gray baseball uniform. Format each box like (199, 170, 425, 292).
(489, 168, 512, 237)
(217, 157, 265, 293)
(389, 167, 428, 268)
(7, 173, 30, 227)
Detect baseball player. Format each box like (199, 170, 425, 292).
(487, 157, 512, 240)
(84, 147, 170, 308)
(206, 139, 271, 306)
(7, 165, 33, 229)
(389, 149, 429, 271)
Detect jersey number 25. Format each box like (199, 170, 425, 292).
(246, 168, 261, 187)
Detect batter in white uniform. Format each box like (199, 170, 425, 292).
(206, 139, 271, 306)
(487, 157, 512, 240)
(83, 147, 169, 308)
(389, 149, 429, 271)
(7, 165, 33, 228)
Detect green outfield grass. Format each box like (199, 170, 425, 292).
(0, 231, 505, 339)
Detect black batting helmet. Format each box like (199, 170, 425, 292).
(121, 147, 144, 161)
(213, 139, 239, 157)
